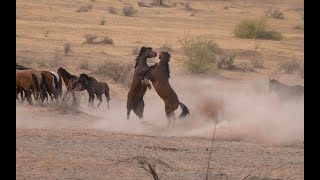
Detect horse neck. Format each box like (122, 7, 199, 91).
(137, 55, 148, 67)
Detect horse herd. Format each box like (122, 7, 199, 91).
(16, 46, 303, 127)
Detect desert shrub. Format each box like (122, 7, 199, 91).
(179, 34, 219, 74)
(49, 50, 62, 68)
(236, 62, 254, 72)
(123, 5, 137, 16)
(107, 6, 117, 14)
(64, 42, 72, 56)
(84, 34, 98, 43)
(138, 1, 150, 7)
(265, 7, 285, 19)
(19, 58, 33, 67)
(160, 43, 173, 51)
(215, 55, 236, 70)
(251, 59, 264, 68)
(97, 61, 133, 88)
(184, 2, 193, 11)
(132, 46, 139, 55)
(53, 93, 81, 114)
(37, 60, 47, 68)
(234, 18, 283, 40)
(100, 17, 106, 25)
(279, 60, 300, 74)
(101, 36, 114, 45)
(293, 24, 304, 30)
(224, 6, 229, 10)
(76, 4, 93, 12)
(79, 60, 89, 70)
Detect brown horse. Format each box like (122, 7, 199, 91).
(40, 70, 60, 101)
(16, 70, 42, 105)
(57, 67, 97, 100)
(144, 51, 190, 127)
(268, 78, 304, 100)
(127, 46, 157, 119)
(79, 73, 111, 109)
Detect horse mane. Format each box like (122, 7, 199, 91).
(160, 51, 171, 78)
(16, 63, 31, 70)
(134, 46, 152, 68)
(59, 67, 77, 79)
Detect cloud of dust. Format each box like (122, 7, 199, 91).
(16, 75, 304, 145)
(87, 75, 304, 145)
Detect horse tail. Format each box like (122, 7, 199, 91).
(178, 102, 190, 118)
(41, 73, 50, 100)
(52, 73, 60, 96)
(58, 76, 63, 95)
(104, 83, 111, 110)
(31, 74, 41, 92)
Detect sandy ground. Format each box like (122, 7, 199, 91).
(16, 0, 304, 179)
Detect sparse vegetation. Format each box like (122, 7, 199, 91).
(79, 60, 89, 70)
(138, 1, 150, 7)
(123, 5, 137, 16)
(37, 60, 47, 68)
(265, 7, 285, 19)
(237, 62, 254, 72)
(215, 55, 236, 70)
(84, 34, 98, 43)
(64, 43, 72, 56)
(97, 61, 133, 88)
(100, 17, 106, 25)
(184, 2, 193, 11)
(76, 4, 93, 13)
(234, 18, 283, 40)
(179, 34, 220, 74)
(101, 36, 114, 45)
(49, 50, 62, 68)
(44, 30, 49, 37)
(293, 24, 304, 30)
(53, 93, 81, 114)
(160, 43, 172, 51)
(224, 6, 229, 10)
(107, 6, 117, 14)
(279, 60, 300, 74)
(19, 58, 33, 67)
(251, 59, 264, 68)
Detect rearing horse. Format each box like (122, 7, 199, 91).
(127, 46, 157, 119)
(144, 51, 190, 127)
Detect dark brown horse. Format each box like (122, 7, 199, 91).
(144, 51, 190, 127)
(79, 73, 111, 109)
(268, 78, 304, 100)
(57, 67, 97, 100)
(127, 46, 157, 119)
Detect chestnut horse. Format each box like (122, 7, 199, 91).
(144, 51, 190, 127)
(16, 70, 43, 104)
(126, 46, 157, 119)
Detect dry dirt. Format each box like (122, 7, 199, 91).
(16, 0, 304, 179)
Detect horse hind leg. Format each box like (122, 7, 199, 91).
(97, 94, 103, 108)
(25, 90, 33, 105)
(133, 100, 145, 119)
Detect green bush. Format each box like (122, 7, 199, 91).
(179, 34, 220, 74)
(234, 18, 282, 40)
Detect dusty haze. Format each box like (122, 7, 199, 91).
(16, 75, 304, 145)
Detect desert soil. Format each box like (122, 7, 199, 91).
(16, 0, 304, 179)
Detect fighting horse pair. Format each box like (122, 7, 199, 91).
(126, 47, 190, 127)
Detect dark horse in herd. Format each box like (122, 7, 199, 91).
(17, 46, 303, 127)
